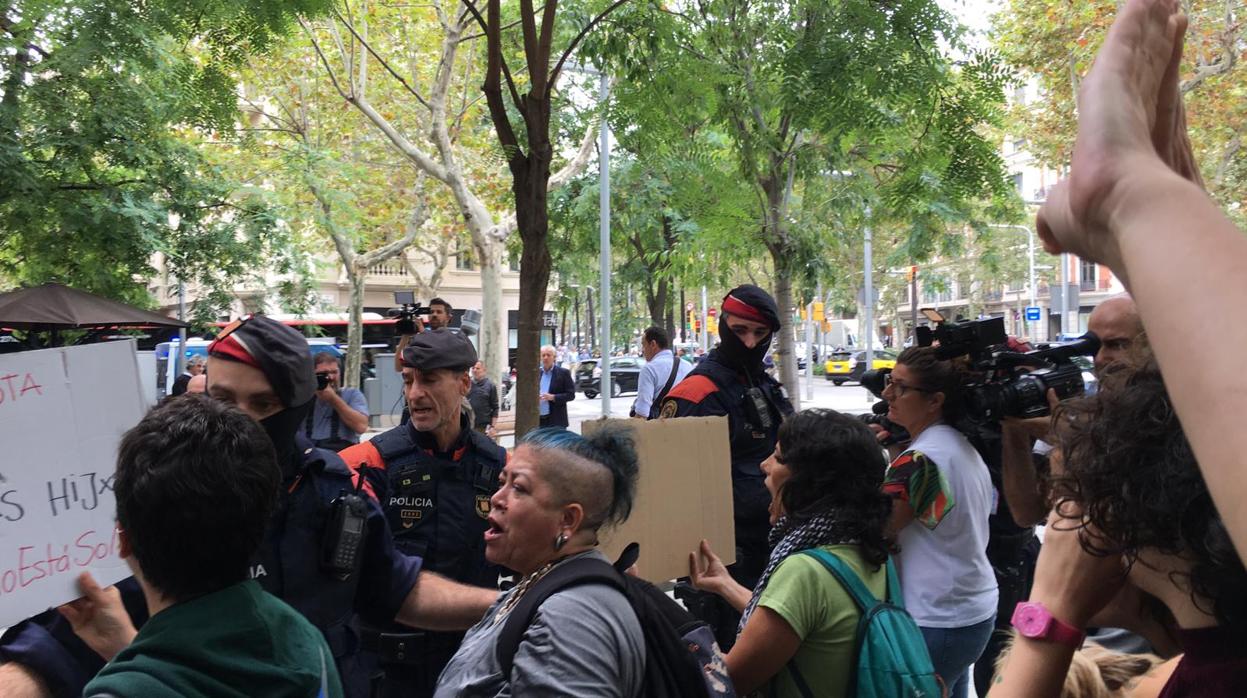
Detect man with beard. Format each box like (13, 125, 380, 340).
(340, 329, 507, 698)
(0, 315, 497, 698)
(659, 285, 794, 646)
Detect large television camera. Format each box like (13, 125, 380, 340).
(915, 310, 1100, 424)
(388, 291, 429, 333)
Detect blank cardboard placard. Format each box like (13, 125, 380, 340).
(582, 416, 735, 582)
(0, 341, 144, 627)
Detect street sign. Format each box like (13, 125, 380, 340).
(1024, 306, 1042, 322)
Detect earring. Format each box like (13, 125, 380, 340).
(554, 531, 569, 551)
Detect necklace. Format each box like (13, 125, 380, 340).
(491, 560, 558, 626)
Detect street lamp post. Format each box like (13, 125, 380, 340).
(596, 70, 611, 418)
(564, 63, 613, 417)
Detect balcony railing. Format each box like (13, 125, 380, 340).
(368, 261, 411, 279)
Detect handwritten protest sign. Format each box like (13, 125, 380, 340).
(0, 341, 144, 627)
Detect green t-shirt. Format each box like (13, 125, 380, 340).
(85, 580, 343, 698)
(757, 544, 888, 698)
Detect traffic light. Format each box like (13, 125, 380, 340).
(906, 265, 918, 282)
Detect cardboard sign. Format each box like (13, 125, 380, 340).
(582, 416, 736, 582)
(0, 341, 144, 627)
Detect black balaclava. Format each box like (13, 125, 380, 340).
(208, 315, 318, 476)
(717, 284, 782, 374)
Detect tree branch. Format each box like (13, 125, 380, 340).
(351, 94, 451, 181)
(548, 104, 602, 190)
(549, 0, 633, 93)
(332, 9, 433, 110)
(461, 0, 526, 114)
(299, 17, 352, 101)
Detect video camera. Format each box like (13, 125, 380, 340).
(388, 291, 429, 334)
(915, 310, 1100, 424)
(857, 368, 911, 447)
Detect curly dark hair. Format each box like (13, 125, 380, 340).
(776, 409, 894, 566)
(895, 346, 966, 422)
(1053, 355, 1247, 633)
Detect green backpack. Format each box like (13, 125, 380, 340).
(787, 549, 942, 698)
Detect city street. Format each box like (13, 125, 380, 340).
(493, 372, 883, 448)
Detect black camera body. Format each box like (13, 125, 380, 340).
(316, 372, 332, 391)
(915, 314, 1100, 424)
(388, 290, 430, 334)
(858, 368, 911, 446)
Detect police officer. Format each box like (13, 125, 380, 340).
(660, 286, 793, 644)
(0, 316, 497, 698)
(340, 328, 506, 698)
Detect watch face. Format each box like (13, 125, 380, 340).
(1013, 603, 1049, 638)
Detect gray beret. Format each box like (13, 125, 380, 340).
(401, 328, 477, 373)
(207, 315, 315, 408)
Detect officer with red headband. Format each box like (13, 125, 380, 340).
(0, 316, 497, 698)
(660, 285, 793, 643)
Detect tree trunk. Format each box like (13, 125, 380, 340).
(763, 170, 800, 411)
(345, 265, 366, 390)
(513, 167, 553, 438)
(476, 237, 508, 386)
(770, 250, 799, 411)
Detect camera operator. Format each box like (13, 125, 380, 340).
(305, 352, 370, 451)
(999, 295, 1144, 528)
(880, 347, 998, 698)
(984, 295, 1148, 690)
(392, 298, 454, 374)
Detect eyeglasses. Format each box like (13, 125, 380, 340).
(883, 373, 935, 398)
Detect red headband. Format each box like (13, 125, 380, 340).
(207, 334, 262, 370)
(722, 294, 770, 327)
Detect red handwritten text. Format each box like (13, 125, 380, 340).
(0, 529, 120, 594)
(0, 373, 43, 405)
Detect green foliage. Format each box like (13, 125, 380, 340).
(0, 0, 324, 307)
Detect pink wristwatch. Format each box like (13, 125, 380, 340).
(1011, 602, 1085, 647)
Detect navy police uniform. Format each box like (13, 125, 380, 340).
(660, 348, 792, 586)
(340, 327, 506, 698)
(660, 285, 793, 651)
(342, 416, 504, 697)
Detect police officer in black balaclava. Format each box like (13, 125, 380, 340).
(658, 285, 794, 648)
(0, 316, 497, 698)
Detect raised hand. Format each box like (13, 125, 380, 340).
(1036, 0, 1189, 270)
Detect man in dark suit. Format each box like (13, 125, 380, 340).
(538, 344, 575, 428)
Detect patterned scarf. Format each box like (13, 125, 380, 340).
(737, 510, 862, 633)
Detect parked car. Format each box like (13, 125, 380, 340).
(825, 349, 898, 386)
(578, 356, 646, 398)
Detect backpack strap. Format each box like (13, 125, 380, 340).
(494, 557, 627, 679)
(785, 662, 816, 698)
(797, 549, 882, 613)
(884, 557, 904, 609)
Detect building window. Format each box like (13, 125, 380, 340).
(508, 250, 520, 273)
(1011, 172, 1024, 194)
(456, 241, 476, 271)
(1080, 259, 1097, 291)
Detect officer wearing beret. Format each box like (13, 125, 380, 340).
(0, 317, 498, 698)
(660, 285, 794, 648)
(340, 328, 507, 698)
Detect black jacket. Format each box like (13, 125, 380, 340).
(540, 366, 576, 427)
